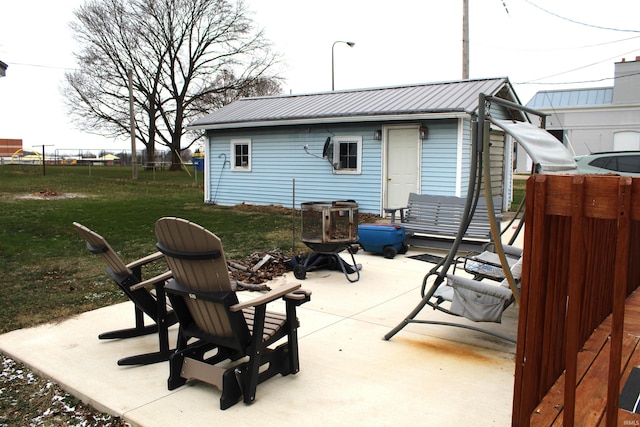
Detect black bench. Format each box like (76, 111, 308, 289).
(384, 193, 502, 251)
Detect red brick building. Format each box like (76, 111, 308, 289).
(0, 139, 23, 157)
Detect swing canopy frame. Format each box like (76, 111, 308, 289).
(384, 94, 578, 342)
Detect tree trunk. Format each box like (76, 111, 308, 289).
(169, 105, 185, 170)
(169, 150, 182, 170)
(144, 144, 156, 169)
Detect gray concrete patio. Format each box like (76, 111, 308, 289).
(0, 244, 519, 426)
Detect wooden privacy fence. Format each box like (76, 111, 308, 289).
(512, 174, 640, 426)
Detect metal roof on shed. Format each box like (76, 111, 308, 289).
(526, 87, 613, 109)
(189, 77, 514, 129)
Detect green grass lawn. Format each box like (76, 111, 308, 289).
(511, 175, 527, 211)
(0, 164, 527, 334)
(0, 164, 302, 334)
(0, 165, 524, 333)
(0, 163, 527, 424)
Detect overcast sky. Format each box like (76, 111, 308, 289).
(1, 0, 638, 153)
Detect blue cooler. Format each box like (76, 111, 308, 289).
(357, 224, 408, 259)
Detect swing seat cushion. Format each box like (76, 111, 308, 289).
(446, 274, 513, 323)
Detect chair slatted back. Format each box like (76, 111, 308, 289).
(73, 222, 162, 321)
(73, 222, 131, 276)
(155, 217, 238, 338)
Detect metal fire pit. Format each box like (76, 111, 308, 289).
(295, 200, 360, 282)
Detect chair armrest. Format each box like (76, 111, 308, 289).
(482, 243, 522, 258)
(126, 251, 165, 270)
(230, 283, 303, 312)
(130, 270, 173, 291)
(285, 289, 312, 302)
(453, 251, 479, 274)
(503, 244, 523, 258)
(446, 274, 513, 301)
(383, 206, 407, 223)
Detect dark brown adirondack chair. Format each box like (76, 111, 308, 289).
(154, 217, 311, 410)
(73, 222, 177, 365)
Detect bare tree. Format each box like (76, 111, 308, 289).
(193, 71, 282, 113)
(62, 0, 282, 170)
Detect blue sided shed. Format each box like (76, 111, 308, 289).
(188, 78, 528, 215)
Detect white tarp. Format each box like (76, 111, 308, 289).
(491, 119, 578, 173)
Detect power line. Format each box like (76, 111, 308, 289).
(524, 0, 640, 33)
(500, 0, 510, 16)
(517, 71, 640, 86)
(471, 34, 640, 52)
(519, 48, 640, 83)
(517, 76, 613, 86)
(4, 62, 78, 71)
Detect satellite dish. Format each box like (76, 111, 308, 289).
(322, 137, 332, 158)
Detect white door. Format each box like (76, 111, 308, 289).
(385, 127, 420, 209)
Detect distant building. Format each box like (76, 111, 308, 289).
(521, 57, 640, 172)
(0, 139, 22, 157)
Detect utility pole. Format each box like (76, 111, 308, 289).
(39, 144, 53, 176)
(128, 69, 137, 179)
(462, 0, 469, 80)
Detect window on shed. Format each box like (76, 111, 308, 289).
(333, 136, 362, 174)
(231, 139, 251, 171)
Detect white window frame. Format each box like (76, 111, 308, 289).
(230, 138, 251, 171)
(332, 135, 362, 175)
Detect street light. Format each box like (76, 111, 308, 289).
(332, 41, 355, 91)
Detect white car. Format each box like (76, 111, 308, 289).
(574, 151, 640, 176)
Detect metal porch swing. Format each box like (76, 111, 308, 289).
(384, 94, 578, 343)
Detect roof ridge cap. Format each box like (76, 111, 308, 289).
(239, 77, 508, 101)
